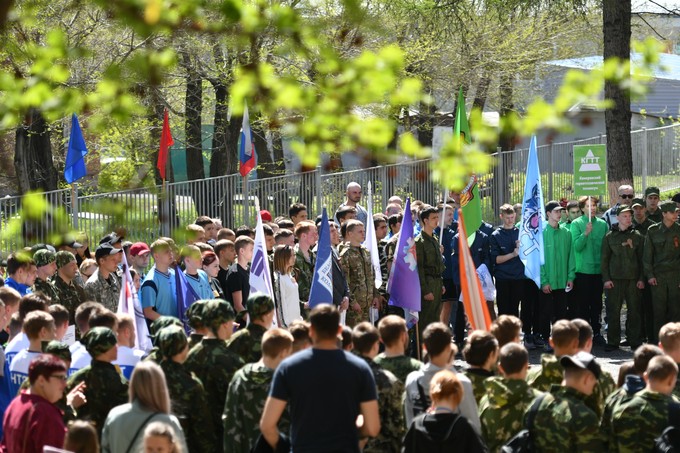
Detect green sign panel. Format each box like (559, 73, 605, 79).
(573, 144, 607, 196)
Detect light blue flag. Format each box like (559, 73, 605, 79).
(65, 113, 88, 183)
(519, 136, 545, 288)
(309, 208, 333, 307)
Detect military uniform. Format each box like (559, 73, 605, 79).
(383, 233, 404, 317)
(528, 385, 605, 452)
(223, 362, 289, 453)
(359, 355, 404, 453)
(84, 269, 121, 312)
(634, 217, 655, 236)
(463, 368, 495, 404)
(479, 377, 542, 452)
(600, 374, 646, 450)
(373, 353, 422, 383)
(340, 245, 379, 327)
(227, 323, 267, 364)
(611, 389, 680, 452)
(415, 230, 445, 335)
(643, 207, 680, 342)
(293, 245, 315, 317)
(601, 220, 645, 348)
(53, 273, 87, 325)
(586, 369, 616, 419)
(32, 277, 59, 303)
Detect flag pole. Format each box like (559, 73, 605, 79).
(588, 196, 592, 222)
(71, 182, 78, 229)
(243, 175, 250, 226)
(439, 188, 447, 246)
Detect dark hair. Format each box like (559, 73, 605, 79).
(309, 304, 340, 340)
(18, 294, 49, 322)
(6, 252, 35, 276)
(499, 343, 529, 375)
(214, 239, 235, 256)
(277, 219, 295, 230)
(352, 322, 380, 354)
(262, 223, 274, 237)
(571, 318, 593, 348)
(75, 302, 104, 332)
(378, 315, 407, 346)
(288, 320, 311, 350)
(423, 322, 453, 357)
(419, 206, 438, 222)
(48, 304, 70, 326)
(388, 213, 403, 229)
(490, 315, 522, 348)
(195, 216, 214, 228)
(550, 320, 579, 348)
(202, 252, 218, 267)
(274, 230, 294, 244)
(0, 287, 21, 308)
(89, 309, 118, 329)
(633, 344, 664, 375)
(647, 355, 679, 382)
(235, 225, 255, 239)
(289, 203, 307, 219)
(217, 228, 235, 241)
(463, 330, 499, 367)
(28, 354, 66, 385)
(566, 200, 580, 211)
(341, 326, 353, 350)
(372, 214, 387, 229)
(336, 206, 357, 223)
(64, 420, 100, 453)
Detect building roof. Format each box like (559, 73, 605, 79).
(548, 52, 680, 81)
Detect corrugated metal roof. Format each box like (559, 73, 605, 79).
(548, 52, 680, 81)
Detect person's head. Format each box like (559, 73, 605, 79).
(340, 325, 353, 351)
(95, 243, 122, 275)
(295, 221, 318, 247)
(549, 320, 579, 355)
(214, 239, 236, 265)
(8, 313, 22, 341)
(645, 355, 679, 395)
(388, 213, 403, 234)
(545, 200, 564, 223)
(513, 203, 522, 219)
(273, 244, 295, 274)
(203, 299, 236, 340)
(130, 242, 151, 270)
(463, 330, 499, 371)
(64, 420, 100, 453)
(645, 186, 661, 210)
(439, 202, 454, 227)
(578, 196, 599, 218)
(129, 361, 171, 413)
(143, 421, 182, 453)
(617, 361, 635, 387)
(246, 293, 275, 326)
(6, 252, 35, 284)
(156, 325, 189, 363)
(33, 249, 57, 279)
(352, 322, 380, 359)
(150, 240, 173, 268)
(633, 344, 664, 376)
(79, 259, 97, 280)
(47, 304, 69, 340)
(185, 299, 208, 334)
(373, 214, 388, 240)
(28, 354, 68, 403)
(346, 182, 362, 203)
(217, 228, 236, 242)
(288, 320, 312, 352)
(179, 245, 202, 272)
(195, 216, 216, 240)
(660, 200, 680, 224)
(385, 203, 402, 217)
(422, 322, 455, 364)
(616, 205, 633, 230)
(561, 351, 601, 396)
(89, 309, 119, 332)
(387, 195, 403, 207)
(632, 197, 647, 221)
(563, 200, 580, 221)
(82, 326, 118, 362)
(116, 313, 136, 348)
(261, 328, 294, 367)
(429, 370, 463, 409)
(344, 220, 365, 245)
(378, 315, 408, 352)
(185, 224, 205, 244)
(659, 322, 680, 362)
(571, 318, 593, 353)
(336, 206, 357, 224)
(615, 184, 635, 205)
(23, 310, 55, 342)
(74, 302, 104, 336)
(0, 286, 21, 324)
(499, 204, 516, 227)
(234, 236, 254, 264)
(200, 251, 219, 278)
(498, 343, 530, 379)
(234, 225, 255, 239)
(274, 229, 295, 248)
(327, 221, 341, 246)
(309, 304, 341, 344)
(490, 315, 522, 347)
(419, 205, 439, 231)
(18, 293, 49, 323)
(289, 203, 308, 225)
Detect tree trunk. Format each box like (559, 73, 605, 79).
(417, 98, 435, 148)
(473, 71, 491, 112)
(603, 0, 633, 204)
(14, 109, 58, 194)
(498, 73, 516, 151)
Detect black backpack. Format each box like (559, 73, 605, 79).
(500, 394, 547, 453)
(654, 402, 680, 452)
(412, 376, 431, 417)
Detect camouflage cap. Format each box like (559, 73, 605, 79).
(55, 251, 76, 269)
(660, 200, 679, 213)
(150, 316, 183, 336)
(203, 299, 235, 331)
(43, 340, 72, 363)
(82, 326, 117, 357)
(246, 292, 275, 319)
(156, 325, 188, 358)
(33, 249, 56, 268)
(186, 300, 208, 330)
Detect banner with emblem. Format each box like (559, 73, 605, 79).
(309, 208, 334, 308)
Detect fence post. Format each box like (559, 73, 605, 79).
(495, 147, 503, 214)
(548, 142, 554, 201)
(71, 183, 79, 229)
(315, 166, 322, 216)
(642, 127, 648, 191)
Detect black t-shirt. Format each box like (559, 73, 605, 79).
(217, 265, 230, 298)
(270, 348, 377, 453)
(225, 263, 249, 305)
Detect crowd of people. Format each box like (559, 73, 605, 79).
(0, 181, 679, 452)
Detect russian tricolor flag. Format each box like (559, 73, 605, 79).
(239, 103, 256, 177)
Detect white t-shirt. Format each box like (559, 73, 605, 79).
(8, 349, 40, 396)
(69, 346, 92, 376)
(113, 346, 145, 380)
(5, 333, 28, 367)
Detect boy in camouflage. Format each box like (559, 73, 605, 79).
(414, 206, 445, 337)
(352, 322, 404, 453)
(659, 322, 680, 399)
(528, 351, 605, 452)
(227, 293, 274, 364)
(611, 355, 680, 452)
(479, 343, 541, 452)
(374, 315, 422, 383)
(223, 328, 293, 453)
(526, 319, 579, 392)
(462, 330, 499, 404)
(157, 325, 217, 453)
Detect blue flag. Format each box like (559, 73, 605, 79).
(175, 264, 199, 333)
(65, 113, 88, 183)
(309, 208, 333, 308)
(519, 136, 545, 288)
(387, 198, 421, 328)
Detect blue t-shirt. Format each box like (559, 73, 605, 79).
(4, 278, 31, 297)
(140, 267, 177, 317)
(184, 270, 213, 300)
(270, 348, 377, 453)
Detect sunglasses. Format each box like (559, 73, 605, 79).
(620, 194, 634, 199)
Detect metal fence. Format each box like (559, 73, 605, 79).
(2, 124, 680, 252)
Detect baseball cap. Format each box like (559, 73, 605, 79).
(203, 299, 236, 331)
(660, 200, 679, 213)
(55, 251, 76, 269)
(30, 243, 56, 254)
(260, 210, 272, 222)
(43, 340, 72, 363)
(545, 201, 564, 212)
(95, 243, 123, 261)
(246, 293, 275, 318)
(560, 351, 602, 379)
(99, 232, 124, 246)
(156, 325, 189, 358)
(645, 186, 660, 197)
(57, 236, 83, 249)
(33, 249, 56, 268)
(616, 205, 632, 216)
(82, 327, 118, 357)
(631, 197, 646, 208)
(130, 242, 151, 257)
(672, 193, 680, 204)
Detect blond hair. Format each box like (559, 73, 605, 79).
(129, 362, 171, 414)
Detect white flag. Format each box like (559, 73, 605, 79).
(118, 252, 152, 352)
(249, 210, 277, 326)
(362, 181, 383, 289)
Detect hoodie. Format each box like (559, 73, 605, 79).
(601, 374, 645, 451)
(402, 411, 488, 453)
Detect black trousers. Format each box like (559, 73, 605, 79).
(574, 273, 604, 336)
(496, 279, 522, 317)
(538, 289, 568, 340)
(520, 280, 541, 336)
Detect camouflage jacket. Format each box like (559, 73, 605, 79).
(528, 385, 605, 453)
(340, 245, 379, 326)
(160, 359, 217, 453)
(463, 368, 495, 405)
(223, 362, 289, 453)
(526, 354, 563, 393)
(373, 353, 422, 384)
(84, 268, 121, 313)
(293, 245, 315, 303)
(612, 389, 680, 453)
(378, 238, 389, 298)
(384, 232, 400, 279)
(358, 355, 404, 453)
(585, 368, 616, 419)
(600, 374, 646, 452)
(65, 360, 128, 437)
(32, 277, 60, 304)
(185, 338, 244, 453)
(53, 274, 87, 325)
(227, 323, 267, 364)
(479, 377, 542, 452)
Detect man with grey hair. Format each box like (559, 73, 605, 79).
(603, 184, 635, 228)
(335, 182, 369, 226)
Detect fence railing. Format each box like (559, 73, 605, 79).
(1, 124, 680, 252)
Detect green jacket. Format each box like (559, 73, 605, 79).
(527, 353, 563, 393)
(373, 353, 422, 384)
(600, 226, 645, 282)
(612, 389, 678, 453)
(463, 368, 495, 405)
(633, 217, 655, 236)
(643, 221, 680, 278)
(540, 224, 575, 289)
(415, 231, 445, 300)
(570, 215, 607, 274)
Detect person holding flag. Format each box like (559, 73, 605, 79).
(415, 206, 446, 337)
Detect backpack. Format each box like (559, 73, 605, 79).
(411, 376, 431, 417)
(654, 401, 680, 452)
(500, 393, 547, 453)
